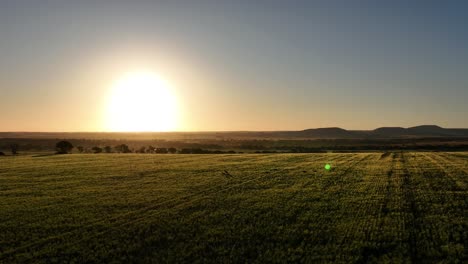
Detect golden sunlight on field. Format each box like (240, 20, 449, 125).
(104, 71, 178, 132)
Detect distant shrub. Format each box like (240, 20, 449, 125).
(77, 146, 84, 153)
(179, 148, 192, 154)
(92, 146, 102, 153)
(155, 148, 168, 154)
(103, 146, 112, 153)
(191, 148, 205, 154)
(114, 144, 131, 153)
(0, 152, 5, 156)
(146, 146, 155, 153)
(168, 147, 177, 154)
(136, 146, 146, 153)
(56, 141, 74, 154)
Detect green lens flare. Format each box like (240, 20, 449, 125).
(325, 164, 331, 170)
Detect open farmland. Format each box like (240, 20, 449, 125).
(0, 152, 466, 263)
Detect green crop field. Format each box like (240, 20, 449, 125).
(0, 152, 466, 263)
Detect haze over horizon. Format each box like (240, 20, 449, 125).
(1, 1, 468, 132)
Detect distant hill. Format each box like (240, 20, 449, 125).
(281, 125, 468, 139)
(407, 125, 450, 135)
(370, 125, 468, 138)
(293, 127, 357, 138)
(373, 127, 407, 136)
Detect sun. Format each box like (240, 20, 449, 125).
(105, 71, 178, 132)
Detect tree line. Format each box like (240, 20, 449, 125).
(2, 138, 468, 156)
(55, 141, 239, 154)
(0, 143, 19, 156)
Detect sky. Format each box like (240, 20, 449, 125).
(1, 0, 468, 131)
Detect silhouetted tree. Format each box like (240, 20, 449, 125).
(179, 148, 192, 154)
(168, 147, 177, 154)
(103, 146, 112, 153)
(10, 143, 19, 155)
(155, 148, 168, 154)
(147, 145, 155, 153)
(56, 141, 74, 154)
(114, 144, 131, 153)
(77, 146, 84, 153)
(191, 148, 204, 154)
(92, 146, 102, 153)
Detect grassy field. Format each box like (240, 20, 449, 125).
(0, 152, 466, 263)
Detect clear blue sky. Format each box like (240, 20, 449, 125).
(1, 0, 467, 131)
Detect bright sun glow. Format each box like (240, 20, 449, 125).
(105, 71, 178, 132)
